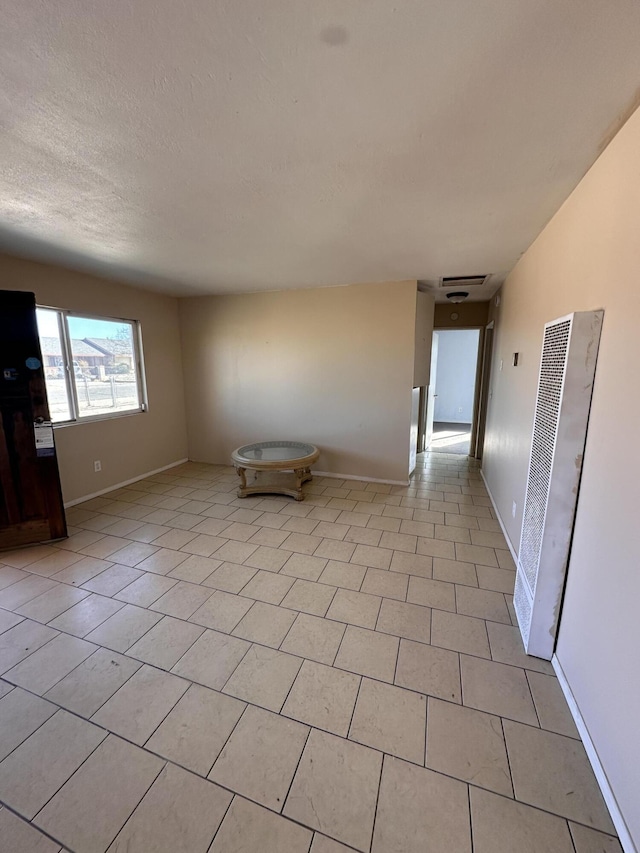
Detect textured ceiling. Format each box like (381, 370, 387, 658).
(2, 0, 640, 299)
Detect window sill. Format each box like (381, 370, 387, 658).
(52, 409, 147, 428)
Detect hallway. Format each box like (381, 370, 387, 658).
(428, 422, 472, 455)
(0, 455, 620, 852)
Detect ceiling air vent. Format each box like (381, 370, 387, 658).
(439, 275, 489, 289)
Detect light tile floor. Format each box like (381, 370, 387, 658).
(0, 453, 622, 853)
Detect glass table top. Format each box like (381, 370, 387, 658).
(234, 440, 317, 462)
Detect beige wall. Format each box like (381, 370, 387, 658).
(414, 291, 435, 387)
(0, 253, 188, 504)
(179, 281, 417, 483)
(434, 300, 489, 329)
(483, 108, 640, 845)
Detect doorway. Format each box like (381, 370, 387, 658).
(426, 328, 481, 455)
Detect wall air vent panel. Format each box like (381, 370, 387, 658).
(514, 310, 603, 660)
(439, 275, 489, 288)
(519, 319, 571, 590)
(514, 572, 532, 646)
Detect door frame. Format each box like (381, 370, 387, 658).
(417, 331, 440, 454)
(417, 324, 490, 458)
(417, 386, 427, 454)
(472, 320, 495, 459)
(420, 326, 483, 456)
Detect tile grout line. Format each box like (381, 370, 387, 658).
(0, 679, 304, 834)
(523, 669, 543, 729)
(1, 587, 553, 684)
(45, 645, 143, 718)
(28, 724, 116, 840)
(202, 701, 251, 781)
(277, 609, 308, 656)
(48, 594, 128, 642)
(0, 476, 520, 596)
(215, 639, 254, 697)
(425, 696, 431, 769)
(205, 792, 236, 853)
(0, 797, 73, 852)
(14, 523, 512, 592)
(345, 674, 364, 742)
(3, 630, 567, 762)
(367, 750, 387, 853)
(500, 715, 517, 801)
(467, 782, 475, 853)
(566, 822, 582, 853)
(7, 676, 508, 816)
(0, 702, 63, 768)
(87, 749, 166, 853)
(279, 725, 313, 818)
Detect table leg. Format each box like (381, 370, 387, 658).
(294, 468, 306, 500)
(235, 466, 247, 497)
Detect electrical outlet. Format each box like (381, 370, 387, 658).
(512, 501, 517, 518)
(94, 460, 102, 473)
(458, 407, 463, 413)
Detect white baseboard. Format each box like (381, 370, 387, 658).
(63, 459, 189, 508)
(552, 655, 636, 853)
(479, 468, 518, 565)
(313, 470, 410, 487)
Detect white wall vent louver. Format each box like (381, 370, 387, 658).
(515, 310, 603, 660)
(438, 275, 489, 288)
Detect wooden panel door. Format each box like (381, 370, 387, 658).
(0, 290, 67, 549)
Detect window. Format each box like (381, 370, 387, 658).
(36, 308, 147, 424)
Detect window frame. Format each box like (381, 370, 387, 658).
(37, 305, 148, 426)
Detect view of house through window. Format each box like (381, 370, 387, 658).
(35, 308, 145, 423)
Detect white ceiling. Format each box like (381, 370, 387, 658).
(2, 1, 640, 300)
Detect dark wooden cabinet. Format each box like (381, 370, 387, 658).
(0, 290, 67, 549)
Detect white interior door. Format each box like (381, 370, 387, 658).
(425, 332, 439, 449)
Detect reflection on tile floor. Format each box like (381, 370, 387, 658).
(0, 453, 622, 852)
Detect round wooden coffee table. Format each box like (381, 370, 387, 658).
(231, 440, 320, 501)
